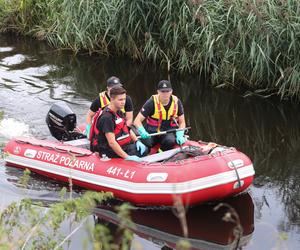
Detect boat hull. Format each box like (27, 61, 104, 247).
(4, 136, 255, 206)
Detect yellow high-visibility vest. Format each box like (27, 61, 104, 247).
(147, 94, 178, 131)
(99, 91, 125, 113)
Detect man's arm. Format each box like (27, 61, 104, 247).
(87, 98, 101, 125)
(176, 99, 186, 128)
(133, 98, 153, 139)
(105, 132, 129, 159)
(133, 112, 146, 128)
(125, 111, 133, 127)
(177, 114, 186, 129)
(86, 110, 95, 125)
(129, 129, 139, 142)
(125, 95, 134, 127)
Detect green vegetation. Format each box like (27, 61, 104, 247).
(0, 190, 113, 249)
(0, 174, 139, 250)
(0, 0, 299, 99)
(0, 167, 191, 249)
(0, 168, 131, 249)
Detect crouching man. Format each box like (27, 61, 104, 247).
(134, 80, 186, 151)
(90, 86, 148, 162)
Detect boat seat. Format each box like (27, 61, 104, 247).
(141, 147, 187, 163)
(63, 138, 90, 150)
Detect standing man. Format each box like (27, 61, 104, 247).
(134, 80, 186, 151)
(90, 85, 148, 162)
(86, 76, 133, 136)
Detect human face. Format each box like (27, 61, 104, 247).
(111, 93, 126, 110)
(157, 89, 172, 104)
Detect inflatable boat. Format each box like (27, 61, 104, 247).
(3, 102, 255, 206)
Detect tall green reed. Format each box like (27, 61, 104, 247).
(0, 0, 299, 100)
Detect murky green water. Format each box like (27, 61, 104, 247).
(1, 34, 300, 249)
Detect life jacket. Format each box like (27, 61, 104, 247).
(146, 94, 179, 132)
(99, 91, 125, 113)
(90, 107, 131, 151)
(89, 108, 103, 151)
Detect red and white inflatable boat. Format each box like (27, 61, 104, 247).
(3, 102, 255, 206)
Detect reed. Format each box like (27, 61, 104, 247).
(0, 0, 299, 100)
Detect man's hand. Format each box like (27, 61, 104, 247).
(137, 126, 150, 139)
(125, 155, 142, 162)
(136, 140, 146, 155)
(176, 130, 186, 145)
(85, 124, 91, 137)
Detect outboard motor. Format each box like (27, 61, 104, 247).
(46, 102, 86, 141)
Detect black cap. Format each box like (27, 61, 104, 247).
(107, 76, 122, 87)
(157, 80, 172, 91)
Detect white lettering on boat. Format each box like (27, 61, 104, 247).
(36, 151, 60, 163)
(106, 166, 136, 179)
(36, 151, 94, 172)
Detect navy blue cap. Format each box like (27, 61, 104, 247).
(157, 80, 172, 91)
(107, 76, 122, 87)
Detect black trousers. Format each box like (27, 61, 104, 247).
(141, 132, 176, 151)
(99, 142, 149, 158)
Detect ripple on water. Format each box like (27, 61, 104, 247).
(0, 54, 27, 66)
(0, 47, 13, 52)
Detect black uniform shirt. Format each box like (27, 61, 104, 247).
(96, 110, 125, 149)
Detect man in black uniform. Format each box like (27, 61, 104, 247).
(134, 80, 186, 151)
(85, 76, 134, 136)
(91, 86, 148, 162)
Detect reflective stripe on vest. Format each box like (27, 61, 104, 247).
(146, 95, 178, 132)
(112, 111, 131, 146)
(99, 91, 125, 113)
(99, 91, 109, 108)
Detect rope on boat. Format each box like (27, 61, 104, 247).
(231, 161, 242, 188)
(162, 146, 204, 163)
(198, 140, 243, 188)
(15, 139, 92, 157)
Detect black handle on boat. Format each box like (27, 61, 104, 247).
(136, 127, 191, 139)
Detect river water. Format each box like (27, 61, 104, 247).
(1, 34, 300, 249)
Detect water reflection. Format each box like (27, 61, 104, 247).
(182, 84, 300, 234)
(94, 193, 254, 250)
(3, 163, 85, 197)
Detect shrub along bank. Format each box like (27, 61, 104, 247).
(0, 0, 299, 100)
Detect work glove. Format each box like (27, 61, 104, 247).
(137, 126, 150, 139)
(85, 124, 91, 137)
(125, 155, 142, 162)
(176, 130, 186, 145)
(135, 140, 146, 155)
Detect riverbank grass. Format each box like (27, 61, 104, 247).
(0, 0, 299, 99)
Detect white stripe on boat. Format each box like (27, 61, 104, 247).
(5, 154, 254, 194)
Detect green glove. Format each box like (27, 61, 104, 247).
(137, 126, 150, 139)
(125, 155, 142, 162)
(176, 130, 186, 145)
(85, 124, 91, 137)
